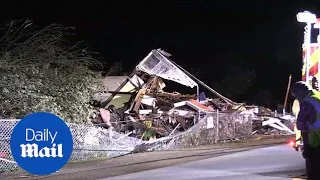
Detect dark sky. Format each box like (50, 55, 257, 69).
(2, 1, 320, 108)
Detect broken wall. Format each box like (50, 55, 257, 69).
(106, 75, 144, 109)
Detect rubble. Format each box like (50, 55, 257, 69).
(244, 107, 295, 135)
(91, 49, 295, 142)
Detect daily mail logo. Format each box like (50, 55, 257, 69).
(20, 129, 63, 158)
(10, 112, 73, 175)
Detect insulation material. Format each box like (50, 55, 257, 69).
(141, 95, 156, 107)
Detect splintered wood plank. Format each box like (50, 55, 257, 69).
(132, 89, 146, 113)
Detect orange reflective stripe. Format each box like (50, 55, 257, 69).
(301, 46, 320, 81)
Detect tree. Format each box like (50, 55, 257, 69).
(102, 61, 124, 76)
(0, 19, 103, 123)
(211, 69, 256, 99)
(254, 88, 274, 107)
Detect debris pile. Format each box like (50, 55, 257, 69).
(68, 124, 143, 161)
(91, 49, 295, 141)
(243, 107, 295, 135)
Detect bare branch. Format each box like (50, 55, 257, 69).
(0, 19, 103, 123)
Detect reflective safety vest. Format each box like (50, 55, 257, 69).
(302, 90, 320, 148)
(292, 99, 300, 118)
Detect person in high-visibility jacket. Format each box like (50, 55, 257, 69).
(291, 81, 320, 179)
(292, 78, 319, 151)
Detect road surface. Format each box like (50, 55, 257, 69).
(101, 145, 306, 180)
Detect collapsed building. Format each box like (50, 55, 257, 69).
(91, 49, 295, 140)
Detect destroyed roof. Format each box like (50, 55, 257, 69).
(135, 49, 198, 88)
(135, 49, 240, 105)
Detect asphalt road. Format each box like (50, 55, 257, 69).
(0, 138, 302, 180)
(101, 145, 306, 180)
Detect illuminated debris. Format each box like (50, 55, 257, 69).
(92, 49, 291, 140)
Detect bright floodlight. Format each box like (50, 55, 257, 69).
(297, 11, 317, 23)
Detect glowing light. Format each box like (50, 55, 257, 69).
(288, 140, 295, 147)
(297, 11, 317, 23)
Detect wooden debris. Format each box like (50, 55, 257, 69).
(91, 49, 290, 141)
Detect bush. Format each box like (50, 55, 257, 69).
(0, 19, 103, 123)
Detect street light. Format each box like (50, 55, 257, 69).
(297, 11, 317, 23)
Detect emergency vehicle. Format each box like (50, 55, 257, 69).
(289, 11, 320, 151)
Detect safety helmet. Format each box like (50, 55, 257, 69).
(292, 81, 311, 90)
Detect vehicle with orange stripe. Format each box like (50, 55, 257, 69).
(301, 45, 320, 82)
(290, 11, 320, 151)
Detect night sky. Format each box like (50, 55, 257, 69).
(2, 1, 320, 109)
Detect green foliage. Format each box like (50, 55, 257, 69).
(0, 19, 103, 123)
(142, 130, 156, 140)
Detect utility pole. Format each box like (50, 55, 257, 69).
(284, 74, 292, 111)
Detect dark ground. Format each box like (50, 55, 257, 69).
(0, 135, 294, 180)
